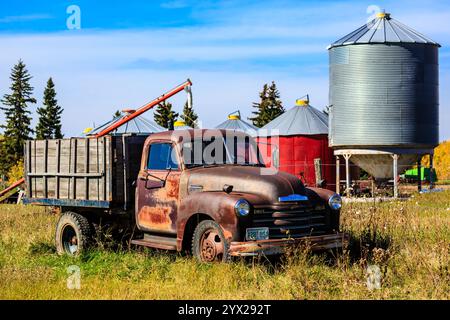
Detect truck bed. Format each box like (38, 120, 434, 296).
(23, 134, 148, 211)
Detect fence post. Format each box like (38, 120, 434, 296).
(314, 158, 322, 187)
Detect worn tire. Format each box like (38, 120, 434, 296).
(55, 212, 93, 255)
(192, 220, 230, 263)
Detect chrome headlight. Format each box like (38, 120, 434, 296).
(234, 199, 251, 217)
(328, 194, 342, 211)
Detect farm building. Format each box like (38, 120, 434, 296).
(257, 98, 336, 190)
(84, 110, 164, 136)
(328, 11, 440, 196)
(215, 111, 258, 135)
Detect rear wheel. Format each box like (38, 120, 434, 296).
(192, 220, 230, 263)
(55, 212, 93, 255)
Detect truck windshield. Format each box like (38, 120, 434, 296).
(183, 136, 263, 168)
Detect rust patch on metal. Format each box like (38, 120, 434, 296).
(165, 176, 180, 200)
(221, 227, 233, 241)
(150, 175, 180, 202)
(138, 205, 173, 231)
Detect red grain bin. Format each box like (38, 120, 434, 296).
(257, 99, 336, 191)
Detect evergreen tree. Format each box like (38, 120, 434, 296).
(249, 83, 269, 128)
(36, 78, 64, 139)
(0, 60, 36, 174)
(180, 98, 198, 128)
(113, 110, 122, 119)
(249, 81, 285, 128)
(154, 101, 178, 130)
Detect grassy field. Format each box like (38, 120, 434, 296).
(0, 191, 449, 300)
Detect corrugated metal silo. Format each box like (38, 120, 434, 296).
(215, 111, 258, 135)
(84, 110, 165, 136)
(328, 11, 440, 195)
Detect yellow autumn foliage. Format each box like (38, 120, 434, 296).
(422, 140, 450, 181)
(7, 160, 24, 185)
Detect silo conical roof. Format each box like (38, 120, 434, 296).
(328, 12, 440, 49)
(85, 110, 165, 136)
(259, 99, 329, 136)
(215, 112, 258, 135)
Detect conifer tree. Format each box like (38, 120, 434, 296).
(249, 81, 285, 128)
(180, 98, 198, 128)
(36, 78, 64, 139)
(249, 83, 269, 128)
(154, 101, 178, 130)
(113, 110, 122, 119)
(0, 60, 36, 174)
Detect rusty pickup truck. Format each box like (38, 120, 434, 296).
(23, 129, 345, 262)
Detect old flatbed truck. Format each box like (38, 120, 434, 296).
(23, 129, 346, 262)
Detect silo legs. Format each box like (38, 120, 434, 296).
(392, 154, 399, 198)
(336, 156, 340, 194)
(343, 154, 351, 197)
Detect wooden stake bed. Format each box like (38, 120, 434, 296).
(23, 134, 147, 211)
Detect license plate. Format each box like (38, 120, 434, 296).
(246, 227, 269, 241)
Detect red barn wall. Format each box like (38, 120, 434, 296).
(257, 135, 336, 191)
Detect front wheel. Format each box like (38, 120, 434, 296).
(55, 212, 93, 255)
(192, 220, 230, 263)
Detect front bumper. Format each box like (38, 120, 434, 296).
(229, 233, 348, 257)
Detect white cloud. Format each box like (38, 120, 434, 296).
(0, 14, 53, 23)
(0, 29, 327, 71)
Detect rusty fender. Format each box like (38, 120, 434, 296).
(305, 187, 341, 231)
(177, 192, 261, 246)
(305, 187, 336, 204)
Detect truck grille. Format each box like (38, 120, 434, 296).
(252, 205, 329, 239)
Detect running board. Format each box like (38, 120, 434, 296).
(131, 234, 177, 250)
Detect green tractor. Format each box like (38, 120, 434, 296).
(401, 168, 437, 183)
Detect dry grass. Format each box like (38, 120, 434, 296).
(0, 191, 449, 300)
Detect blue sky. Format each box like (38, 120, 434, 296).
(0, 0, 449, 140)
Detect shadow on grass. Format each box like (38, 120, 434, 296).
(346, 229, 393, 261)
(29, 242, 56, 255)
(255, 228, 395, 271)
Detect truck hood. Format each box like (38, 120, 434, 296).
(186, 166, 306, 203)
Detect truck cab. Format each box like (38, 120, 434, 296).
(132, 129, 345, 262)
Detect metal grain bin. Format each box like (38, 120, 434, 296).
(328, 12, 440, 149)
(215, 111, 258, 136)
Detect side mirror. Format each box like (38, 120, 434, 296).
(316, 179, 326, 188)
(146, 180, 165, 189)
(223, 184, 233, 194)
(140, 172, 166, 189)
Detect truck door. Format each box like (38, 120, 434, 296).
(136, 142, 181, 235)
